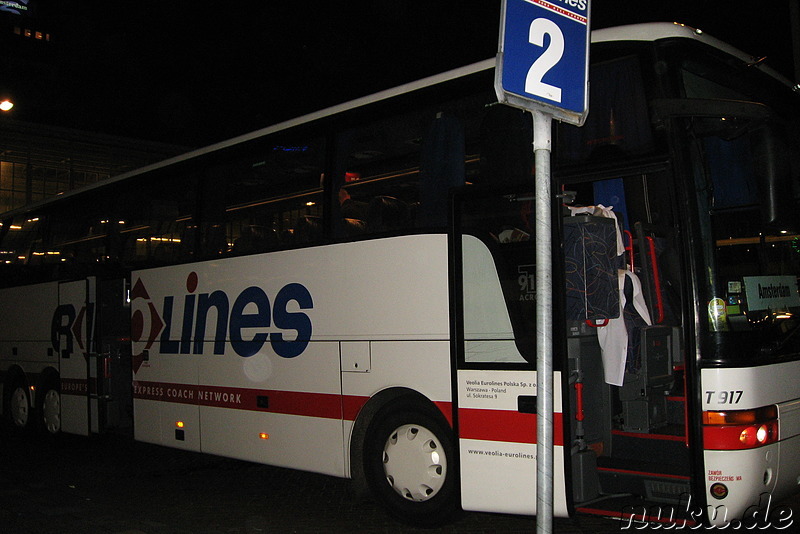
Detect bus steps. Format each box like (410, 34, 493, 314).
(609, 424, 688, 467)
(596, 456, 691, 505)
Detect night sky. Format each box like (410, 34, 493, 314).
(6, 1, 798, 147)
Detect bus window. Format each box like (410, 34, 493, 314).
(690, 116, 800, 360)
(20, 190, 123, 275)
(0, 214, 45, 284)
(49, 208, 112, 272)
(215, 136, 325, 252)
(455, 188, 535, 364)
(333, 113, 425, 236)
(114, 169, 197, 266)
(557, 53, 654, 166)
(477, 104, 532, 189)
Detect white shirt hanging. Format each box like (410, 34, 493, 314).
(597, 269, 652, 386)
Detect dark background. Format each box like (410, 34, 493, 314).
(2, 1, 798, 147)
(6, 432, 798, 533)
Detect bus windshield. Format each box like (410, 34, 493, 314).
(681, 58, 800, 363)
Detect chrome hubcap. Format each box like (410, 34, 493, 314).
(382, 424, 446, 502)
(42, 389, 61, 434)
(10, 386, 29, 427)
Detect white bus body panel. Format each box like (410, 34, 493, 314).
(456, 235, 568, 517)
(0, 279, 95, 436)
(0, 281, 59, 412)
(0, 282, 59, 364)
(701, 360, 800, 525)
(131, 235, 452, 477)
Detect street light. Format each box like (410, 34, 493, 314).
(0, 99, 13, 112)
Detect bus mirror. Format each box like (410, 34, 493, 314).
(751, 124, 797, 229)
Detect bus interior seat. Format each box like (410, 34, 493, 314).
(343, 217, 366, 236)
(366, 196, 410, 232)
(232, 225, 277, 255)
(293, 215, 322, 244)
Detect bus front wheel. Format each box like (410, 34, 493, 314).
(363, 404, 458, 527)
(38, 381, 61, 435)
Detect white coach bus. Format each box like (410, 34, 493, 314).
(1, 23, 799, 528)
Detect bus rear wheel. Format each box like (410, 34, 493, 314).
(363, 404, 458, 527)
(8, 383, 30, 430)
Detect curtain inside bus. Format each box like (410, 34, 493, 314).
(557, 54, 654, 166)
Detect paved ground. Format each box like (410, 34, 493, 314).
(0, 431, 797, 533)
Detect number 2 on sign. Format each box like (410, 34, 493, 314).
(526, 18, 564, 102)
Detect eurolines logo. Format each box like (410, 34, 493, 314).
(51, 299, 95, 359)
(131, 272, 313, 372)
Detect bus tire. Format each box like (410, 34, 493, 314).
(38, 379, 61, 435)
(363, 403, 458, 527)
(7, 381, 31, 431)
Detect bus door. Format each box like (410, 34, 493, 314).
(56, 278, 96, 436)
(559, 168, 692, 514)
(451, 186, 570, 517)
(94, 278, 133, 434)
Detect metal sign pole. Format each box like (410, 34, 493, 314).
(533, 108, 554, 534)
(494, 2, 589, 531)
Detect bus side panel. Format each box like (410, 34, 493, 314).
(457, 369, 568, 517)
(702, 361, 800, 410)
(197, 337, 343, 475)
(132, 235, 452, 477)
(0, 281, 59, 413)
(58, 279, 99, 436)
(701, 361, 800, 524)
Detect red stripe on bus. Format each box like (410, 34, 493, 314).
(458, 407, 564, 446)
(342, 394, 368, 421)
(133, 380, 342, 419)
(434, 401, 454, 427)
(132, 381, 453, 425)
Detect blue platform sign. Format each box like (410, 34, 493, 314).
(495, 0, 590, 125)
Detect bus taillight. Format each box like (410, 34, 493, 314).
(702, 405, 779, 450)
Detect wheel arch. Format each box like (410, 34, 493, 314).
(348, 386, 451, 500)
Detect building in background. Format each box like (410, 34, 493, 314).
(0, 118, 186, 213)
(0, 1, 187, 213)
